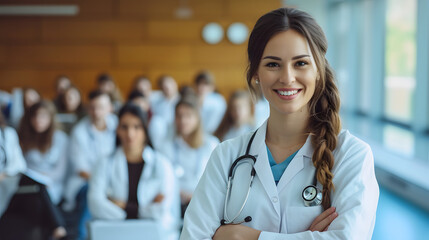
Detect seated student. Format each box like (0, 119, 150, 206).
(214, 90, 255, 141)
(88, 103, 180, 240)
(194, 71, 227, 134)
(132, 75, 162, 107)
(56, 85, 86, 134)
(0, 110, 26, 217)
(18, 100, 68, 205)
(9, 87, 41, 129)
(96, 73, 123, 113)
(52, 75, 72, 111)
(0, 106, 67, 240)
(151, 75, 180, 125)
(161, 94, 219, 216)
(63, 90, 118, 240)
(128, 90, 170, 151)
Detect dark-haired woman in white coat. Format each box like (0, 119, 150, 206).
(88, 103, 180, 240)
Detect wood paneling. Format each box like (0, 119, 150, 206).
(0, 0, 281, 100)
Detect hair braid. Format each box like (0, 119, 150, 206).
(309, 61, 341, 210)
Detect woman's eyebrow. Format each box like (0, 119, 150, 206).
(292, 54, 310, 60)
(262, 56, 282, 60)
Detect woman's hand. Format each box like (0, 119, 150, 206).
(308, 207, 338, 232)
(213, 224, 261, 240)
(109, 198, 126, 209)
(153, 193, 164, 203)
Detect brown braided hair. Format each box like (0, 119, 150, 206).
(246, 7, 341, 210)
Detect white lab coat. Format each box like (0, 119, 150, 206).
(151, 94, 180, 125)
(148, 114, 174, 151)
(0, 126, 27, 217)
(23, 130, 68, 204)
(63, 114, 118, 210)
(222, 124, 254, 142)
(161, 135, 219, 194)
(88, 146, 180, 240)
(200, 92, 226, 134)
(180, 120, 379, 240)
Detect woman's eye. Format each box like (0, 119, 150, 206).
(295, 61, 308, 67)
(265, 62, 280, 68)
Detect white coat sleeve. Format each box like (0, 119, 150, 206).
(88, 157, 126, 220)
(5, 127, 26, 176)
(139, 157, 180, 232)
(180, 144, 229, 240)
(258, 142, 379, 240)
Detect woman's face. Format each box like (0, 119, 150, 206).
(57, 77, 71, 94)
(175, 104, 199, 137)
(230, 97, 251, 126)
(31, 108, 51, 133)
(136, 79, 152, 96)
(117, 113, 146, 150)
(162, 77, 178, 99)
(24, 89, 41, 109)
(64, 88, 81, 112)
(99, 81, 115, 94)
(255, 30, 318, 116)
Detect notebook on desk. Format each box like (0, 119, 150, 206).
(88, 219, 163, 240)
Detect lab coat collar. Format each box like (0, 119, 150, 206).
(113, 145, 156, 177)
(251, 120, 315, 211)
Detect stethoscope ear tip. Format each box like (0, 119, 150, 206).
(220, 219, 226, 225)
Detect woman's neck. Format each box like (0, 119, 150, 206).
(266, 108, 309, 147)
(92, 119, 107, 131)
(124, 146, 144, 163)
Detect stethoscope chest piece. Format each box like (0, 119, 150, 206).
(302, 185, 322, 207)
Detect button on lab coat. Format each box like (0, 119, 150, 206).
(88, 146, 180, 240)
(180, 120, 379, 240)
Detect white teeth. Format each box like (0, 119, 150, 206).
(277, 90, 299, 96)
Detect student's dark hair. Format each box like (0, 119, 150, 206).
(0, 110, 6, 127)
(88, 89, 109, 101)
(194, 70, 215, 86)
(18, 100, 57, 153)
(127, 90, 146, 101)
(247, 7, 341, 210)
(97, 73, 113, 84)
(116, 103, 153, 148)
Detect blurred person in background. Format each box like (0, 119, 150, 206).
(253, 86, 270, 128)
(132, 75, 162, 107)
(128, 90, 170, 151)
(214, 90, 255, 141)
(9, 87, 41, 128)
(53, 75, 72, 111)
(88, 103, 180, 240)
(0, 110, 26, 218)
(151, 75, 180, 125)
(0, 103, 67, 240)
(161, 94, 219, 217)
(64, 90, 117, 240)
(96, 73, 123, 113)
(194, 71, 226, 134)
(18, 100, 68, 206)
(56, 85, 86, 134)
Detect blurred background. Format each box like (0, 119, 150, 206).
(0, 0, 428, 239)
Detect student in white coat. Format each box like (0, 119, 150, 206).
(18, 100, 68, 205)
(88, 103, 180, 240)
(161, 94, 219, 216)
(64, 90, 118, 240)
(0, 111, 26, 217)
(181, 8, 379, 240)
(194, 71, 227, 134)
(214, 90, 255, 142)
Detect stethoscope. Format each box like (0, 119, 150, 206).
(220, 129, 323, 225)
(0, 127, 7, 172)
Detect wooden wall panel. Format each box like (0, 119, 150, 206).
(41, 20, 148, 43)
(0, 45, 112, 68)
(0, 0, 282, 101)
(0, 19, 41, 43)
(116, 44, 192, 67)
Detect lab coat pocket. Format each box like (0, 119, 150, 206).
(285, 206, 323, 234)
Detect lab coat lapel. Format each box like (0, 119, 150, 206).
(252, 121, 281, 215)
(136, 146, 156, 207)
(277, 135, 314, 193)
(111, 148, 129, 200)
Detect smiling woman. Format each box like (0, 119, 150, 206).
(180, 7, 379, 240)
